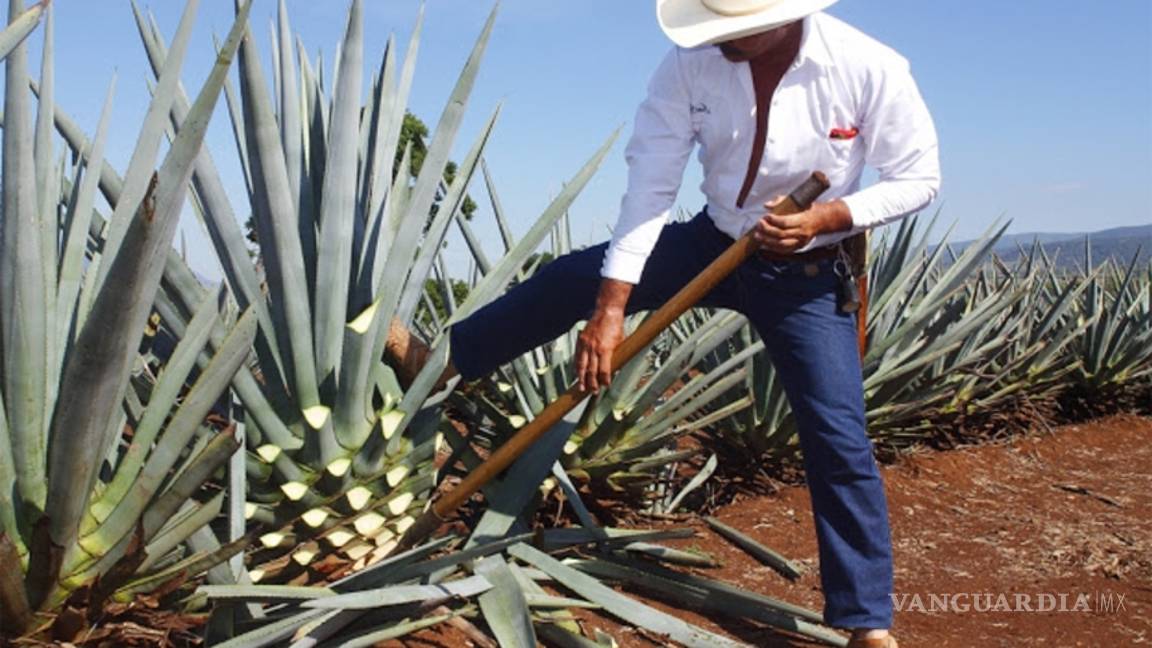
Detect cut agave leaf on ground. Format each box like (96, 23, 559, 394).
(285, 609, 364, 648)
(621, 542, 719, 568)
(330, 535, 455, 592)
(598, 554, 825, 624)
(574, 556, 846, 647)
(212, 608, 329, 648)
(338, 611, 463, 648)
(535, 623, 609, 648)
(474, 555, 536, 648)
(303, 575, 492, 610)
(537, 526, 696, 550)
(508, 543, 751, 648)
(198, 585, 335, 603)
(524, 593, 601, 609)
(705, 516, 803, 580)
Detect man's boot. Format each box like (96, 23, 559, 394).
(847, 633, 898, 648)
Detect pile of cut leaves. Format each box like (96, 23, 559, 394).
(199, 526, 849, 647)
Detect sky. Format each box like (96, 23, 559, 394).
(20, 0, 1152, 281)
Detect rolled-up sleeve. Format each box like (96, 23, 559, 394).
(601, 48, 697, 284)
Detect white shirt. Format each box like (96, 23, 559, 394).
(602, 12, 941, 284)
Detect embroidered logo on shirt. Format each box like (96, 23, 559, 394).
(690, 102, 711, 115)
(829, 127, 859, 140)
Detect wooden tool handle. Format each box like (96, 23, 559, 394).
(395, 172, 831, 553)
(609, 172, 830, 364)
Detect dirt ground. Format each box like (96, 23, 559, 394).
(400, 413, 1152, 647)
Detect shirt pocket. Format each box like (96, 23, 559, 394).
(812, 87, 860, 184)
(817, 136, 858, 186)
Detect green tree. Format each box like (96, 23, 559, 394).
(416, 277, 472, 328)
(397, 112, 478, 220)
(522, 251, 554, 274)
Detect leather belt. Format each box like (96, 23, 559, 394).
(757, 244, 840, 263)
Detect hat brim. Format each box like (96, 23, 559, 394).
(658, 0, 838, 48)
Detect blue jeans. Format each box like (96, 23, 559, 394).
(450, 211, 894, 629)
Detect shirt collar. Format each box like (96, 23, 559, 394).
(697, 13, 834, 71)
(792, 14, 834, 73)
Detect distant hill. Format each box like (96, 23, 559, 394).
(949, 224, 1151, 270)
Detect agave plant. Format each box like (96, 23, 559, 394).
(1073, 242, 1152, 393)
(0, 0, 258, 637)
(102, 0, 620, 587)
(922, 244, 1093, 418)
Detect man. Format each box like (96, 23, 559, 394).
(389, 1, 939, 645)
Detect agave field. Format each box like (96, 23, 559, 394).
(0, 1, 1148, 646)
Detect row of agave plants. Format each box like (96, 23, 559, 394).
(680, 216, 1151, 464)
(442, 211, 1151, 520)
(1, 1, 1148, 646)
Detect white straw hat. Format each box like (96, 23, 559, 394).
(657, 0, 839, 48)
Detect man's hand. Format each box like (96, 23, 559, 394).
(751, 197, 853, 254)
(575, 278, 633, 392)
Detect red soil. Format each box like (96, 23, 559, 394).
(404, 414, 1152, 647)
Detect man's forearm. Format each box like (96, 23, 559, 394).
(573, 277, 634, 391)
(812, 198, 854, 235)
(593, 278, 634, 316)
(755, 197, 855, 253)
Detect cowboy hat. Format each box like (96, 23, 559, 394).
(658, 0, 839, 48)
